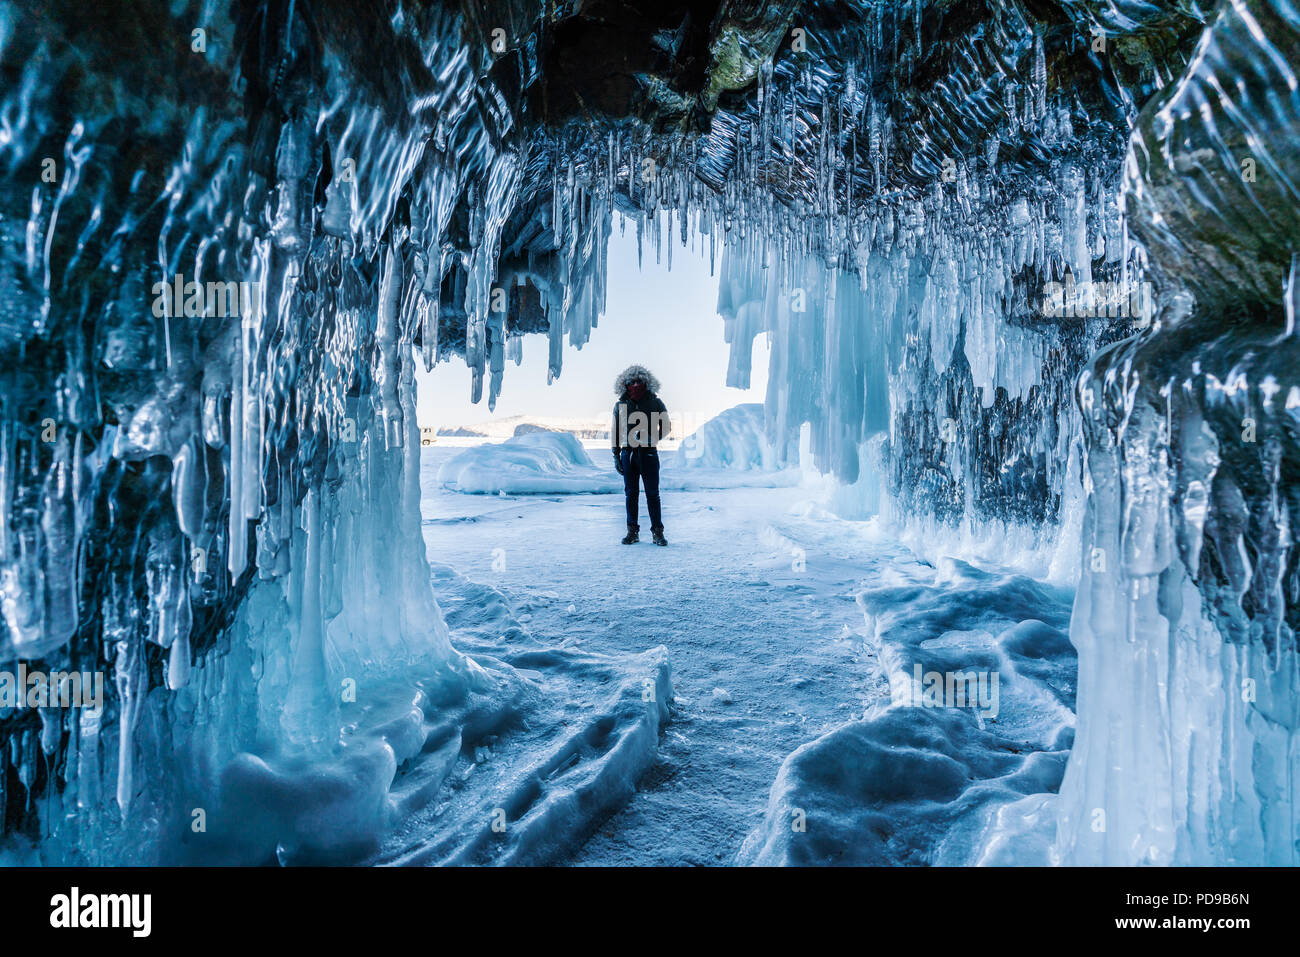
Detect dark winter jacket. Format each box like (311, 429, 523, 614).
(611, 364, 671, 449)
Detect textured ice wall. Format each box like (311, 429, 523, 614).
(697, 0, 1300, 863)
(4, 0, 1296, 868)
(1055, 0, 1300, 865)
(0, 0, 613, 860)
(705, 3, 1147, 575)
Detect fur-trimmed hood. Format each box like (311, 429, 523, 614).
(614, 364, 660, 396)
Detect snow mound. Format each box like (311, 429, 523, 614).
(432, 426, 799, 495)
(371, 563, 673, 865)
(437, 432, 619, 494)
(677, 403, 780, 470)
(738, 557, 1075, 866)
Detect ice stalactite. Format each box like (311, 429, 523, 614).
(1057, 318, 1300, 864)
(0, 0, 588, 862)
(704, 4, 1146, 578)
(1054, 0, 1300, 865)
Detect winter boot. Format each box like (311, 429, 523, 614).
(621, 526, 639, 544)
(651, 528, 668, 546)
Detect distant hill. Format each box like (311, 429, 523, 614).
(433, 414, 610, 441)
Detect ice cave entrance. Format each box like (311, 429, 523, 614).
(405, 215, 1081, 867)
(416, 213, 775, 509)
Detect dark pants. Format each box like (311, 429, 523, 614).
(621, 448, 663, 531)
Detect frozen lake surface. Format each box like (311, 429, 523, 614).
(419, 444, 1076, 865)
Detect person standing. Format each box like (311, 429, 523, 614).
(611, 365, 670, 545)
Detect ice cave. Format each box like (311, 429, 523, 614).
(0, 0, 1297, 869)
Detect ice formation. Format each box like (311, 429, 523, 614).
(1, 0, 1296, 866)
(437, 432, 618, 494)
(676, 403, 786, 470)
(1053, 0, 1300, 866)
(739, 558, 1076, 865)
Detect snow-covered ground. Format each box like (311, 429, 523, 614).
(419, 441, 1076, 865)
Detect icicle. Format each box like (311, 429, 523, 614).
(1032, 32, 1047, 125)
(1287, 253, 1299, 337)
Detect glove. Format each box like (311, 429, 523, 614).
(613, 450, 625, 475)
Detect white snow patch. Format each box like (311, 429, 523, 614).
(675, 403, 781, 470)
(437, 432, 618, 494)
(738, 558, 1076, 866)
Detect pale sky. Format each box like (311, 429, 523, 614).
(415, 214, 769, 432)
